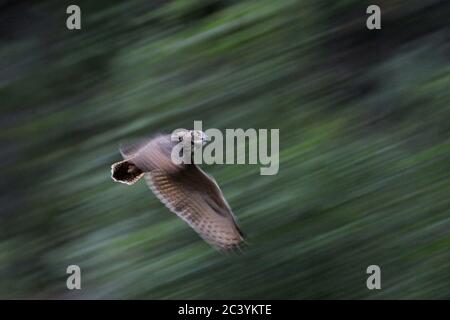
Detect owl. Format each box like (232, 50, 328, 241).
(111, 130, 244, 251)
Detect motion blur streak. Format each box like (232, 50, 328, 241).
(0, 0, 449, 299)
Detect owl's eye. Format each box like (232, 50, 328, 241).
(178, 136, 183, 141)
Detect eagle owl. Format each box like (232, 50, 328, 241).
(111, 130, 245, 251)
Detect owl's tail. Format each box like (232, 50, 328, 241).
(111, 160, 144, 185)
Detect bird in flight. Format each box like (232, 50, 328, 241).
(111, 130, 245, 251)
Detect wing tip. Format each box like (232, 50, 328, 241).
(111, 160, 144, 185)
(215, 237, 248, 254)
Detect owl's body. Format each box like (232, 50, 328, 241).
(111, 131, 245, 251)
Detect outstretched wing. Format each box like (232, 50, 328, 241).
(144, 165, 244, 251)
(119, 138, 153, 159)
(120, 134, 182, 174)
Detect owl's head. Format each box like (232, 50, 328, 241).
(172, 129, 208, 148)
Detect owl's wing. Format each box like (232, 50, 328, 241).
(121, 134, 183, 174)
(119, 138, 153, 159)
(144, 165, 244, 251)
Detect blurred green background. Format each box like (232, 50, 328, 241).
(0, 0, 449, 299)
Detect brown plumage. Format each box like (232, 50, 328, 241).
(111, 131, 244, 251)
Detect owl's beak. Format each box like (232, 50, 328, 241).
(202, 133, 209, 145)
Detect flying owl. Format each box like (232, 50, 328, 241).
(110, 130, 245, 251)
